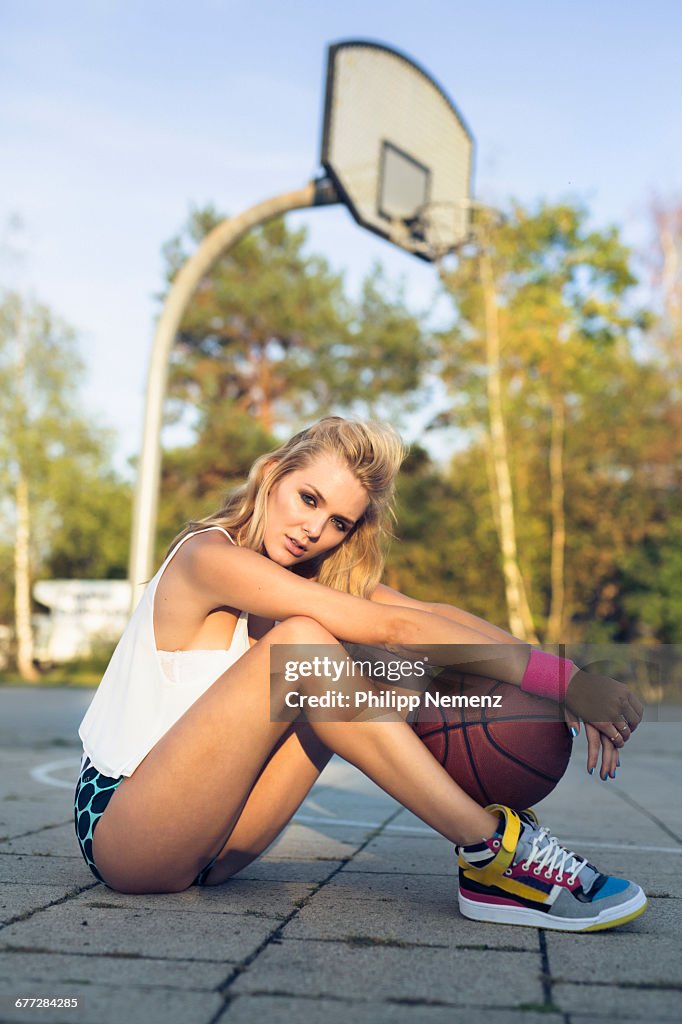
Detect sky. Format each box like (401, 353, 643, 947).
(2, 0, 681, 475)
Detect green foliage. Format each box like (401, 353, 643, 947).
(156, 408, 276, 561)
(0, 292, 85, 487)
(164, 208, 349, 430)
(438, 201, 646, 426)
(436, 201, 678, 641)
(387, 444, 507, 622)
(0, 290, 131, 628)
(162, 207, 431, 425)
(618, 514, 682, 643)
(557, 352, 681, 639)
(323, 263, 432, 420)
(44, 465, 131, 579)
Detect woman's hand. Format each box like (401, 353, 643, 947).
(565, 669, 643, 747)
(585, 723, 620, 780)
(564, 708, 622, 780)
(561, 708, 622, 778)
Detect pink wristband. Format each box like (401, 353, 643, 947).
(520, 650, 576, 703)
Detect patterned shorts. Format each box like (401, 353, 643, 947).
(74, 755, 218, 888)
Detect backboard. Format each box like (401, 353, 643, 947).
(321, 40, 474, 262)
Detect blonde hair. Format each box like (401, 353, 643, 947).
(170, 417, 406, 597)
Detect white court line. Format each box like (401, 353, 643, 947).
(30, 762, 682, 855)
(292, 814, 682, 854)
(30, 758, 78, 789)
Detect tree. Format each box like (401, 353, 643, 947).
(0, 291, 128, 677)
(649, 197, 682, 374)
(438, 201, 649, 641)
(162, 207, 431, 430)
(162, 206, 351, 434)
(322, 263, 434, 422)
(387, 443, 507, 620)
(44, 462, 131, 580)
(602, 197, 682, 642)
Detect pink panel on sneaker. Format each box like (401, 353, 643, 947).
(460, 889, 524, 907)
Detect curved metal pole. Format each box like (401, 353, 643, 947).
(128, 180, 338, 603)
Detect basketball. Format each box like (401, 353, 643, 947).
(411, 671, 573, 809)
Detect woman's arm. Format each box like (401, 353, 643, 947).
(175, 534, 531, 682)
(370, 584, 524, 645)
(180, 537, 643, 734)
(368, 584, 530, 683)
(370, 583, 642, 775)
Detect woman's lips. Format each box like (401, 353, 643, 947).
(284, 535, 306, 557)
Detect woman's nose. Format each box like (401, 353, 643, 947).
(304, 514, 326, 541)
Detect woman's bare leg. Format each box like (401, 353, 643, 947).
(93, 616, 498, 894)
(200, 721, 333, 884)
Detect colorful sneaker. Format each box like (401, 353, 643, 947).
(458, 804, 647, 932)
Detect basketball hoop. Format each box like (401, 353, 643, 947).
(321, 40, 474, 263)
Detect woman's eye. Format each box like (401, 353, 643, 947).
(332, 518, 347, 533)
(301, 493, 316, 506)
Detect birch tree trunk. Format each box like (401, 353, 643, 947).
(12, 297, 39, 681)
(14, 470, 39, 681)
(656, 205, 681, 328)
(479, 248, 538, 643)
(546, 393, 566, 643)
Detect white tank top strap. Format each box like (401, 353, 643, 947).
(165, 524, 235, 563)
(199, 524, 236, 545)
(235, 608, 250, 640)
(155, 524, 237, 579)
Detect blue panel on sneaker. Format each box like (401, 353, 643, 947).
(593, 876, 630, 900)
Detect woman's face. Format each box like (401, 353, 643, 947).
(263, 455, 369, 567)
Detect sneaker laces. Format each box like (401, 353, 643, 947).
(516, 825, 590, 887)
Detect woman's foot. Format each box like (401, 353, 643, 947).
(458, 804, 647, 932)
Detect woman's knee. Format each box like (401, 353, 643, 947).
(270, 615, 335, 645)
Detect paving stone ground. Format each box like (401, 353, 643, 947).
(0, 685, 680, 1024)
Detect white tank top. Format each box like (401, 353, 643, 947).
(78, 526, 250, 777)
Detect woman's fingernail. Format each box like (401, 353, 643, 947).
(617, 759, 621, 767)
(589, 767, 594, 775)
(570, 726, 578, 737)
(611, 770, 616, 779)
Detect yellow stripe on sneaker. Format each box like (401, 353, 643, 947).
(484, 804, 522, 873)
(460, 865, 551, 905)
